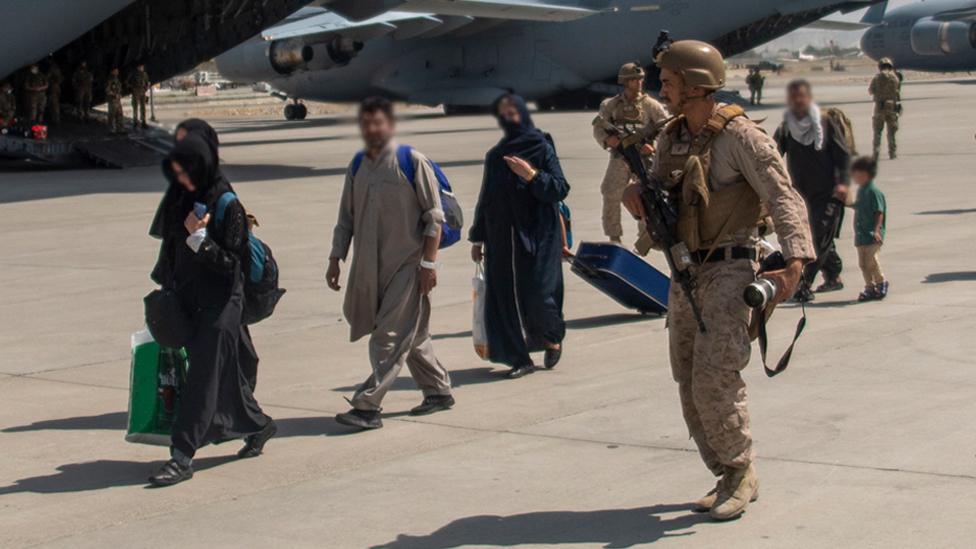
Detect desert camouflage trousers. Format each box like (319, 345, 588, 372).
(601, 156, 649, 248)
(107, 98, 124, 132)
(668, 258, 756, 475)
(872, 106, 898, 158)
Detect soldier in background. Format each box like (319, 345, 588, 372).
(73, 62, 93, 122)
(24, 64, 48, 124)
(105, 68, 125, 134)
(592, 62, 668, 249)
(0, 82, 16, 127)
(869, 57, 901, 160)
(623, 40, 814, 521)
(746, 67, 765, 106)
(46, 60, 64, 125)
(127, 64, 150, 129)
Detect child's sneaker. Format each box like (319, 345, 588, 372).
(858, 286, 881, 302)
(876, 281, 890, 299)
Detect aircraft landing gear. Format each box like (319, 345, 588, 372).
(284, 100, 308, 121)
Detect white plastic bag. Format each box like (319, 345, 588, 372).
(472, 263, 489, 360)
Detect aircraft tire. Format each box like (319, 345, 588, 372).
(284, 104, 297, 120)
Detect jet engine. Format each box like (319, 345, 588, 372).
(216, 36, 363, 82)
(911, 19, 976, 56)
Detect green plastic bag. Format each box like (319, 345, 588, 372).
(126, 329, 188, 446)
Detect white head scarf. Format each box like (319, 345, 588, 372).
(784, 102, 824, 151)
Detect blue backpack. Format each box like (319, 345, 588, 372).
(215, 192, 286, 325)
(351, 145, 463, 249)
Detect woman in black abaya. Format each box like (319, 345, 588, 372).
(470, 94, 570, 379)
(148, 134, 276, 487)
(152, 118, 260, 390)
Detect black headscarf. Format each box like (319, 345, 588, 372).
(492, 93, 550, 167)
(175, 118, 220, 161)
(150, 119, 224, 239)
(151, 134, 230, 240)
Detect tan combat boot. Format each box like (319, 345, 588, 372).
(692, 476, 724, 513)
(710, 464, 759, 521)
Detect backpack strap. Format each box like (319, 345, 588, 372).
(214, 192, 238, 225)
(350, 151, 365, 178)
(396, 144, 416, 187)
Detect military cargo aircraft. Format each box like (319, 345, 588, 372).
(215, 0, 881, 118)
(0, 0, 311, 104)
(859, 0, 976, 71)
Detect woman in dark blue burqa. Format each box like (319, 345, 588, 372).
(470, 94, 570, 379)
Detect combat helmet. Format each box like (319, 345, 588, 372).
(878, 57, 894, 70)
(618, 62, 646, 84)
(654, 40, 725, 91)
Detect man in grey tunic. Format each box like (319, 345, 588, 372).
(327, 97, 454, 430)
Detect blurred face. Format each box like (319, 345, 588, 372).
(111, 68, 118, 76)
(851, 169, 871, 186)
(787, 85, 812, 117)
(138, 65, 145, 72)
(30, 65, 38, 74)
(174, 127, 188, 141)
(359, 109, 394, 150)
(170, 160, 196, 192)
(496, 97, 521, 125)
(623, 78, 643, 95)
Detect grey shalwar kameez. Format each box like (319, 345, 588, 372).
(330, 141, 452, 411)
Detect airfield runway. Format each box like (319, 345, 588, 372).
(2, 72, 976, 548)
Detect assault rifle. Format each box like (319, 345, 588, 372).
(596, 117, 707, 333)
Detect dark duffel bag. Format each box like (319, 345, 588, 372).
(144, 289, 192, 348)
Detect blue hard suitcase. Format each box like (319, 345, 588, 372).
(571, 242, 670, 315)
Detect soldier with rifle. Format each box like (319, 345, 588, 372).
(622, 36, 815, 521)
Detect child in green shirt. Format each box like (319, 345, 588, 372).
(850, 156, 888, 302)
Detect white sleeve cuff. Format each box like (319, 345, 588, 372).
(185, 228, 207, 253)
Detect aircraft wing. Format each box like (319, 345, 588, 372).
(805, 20, 872, 31)
(263, 1, 597, 43)
(395, 0, 596, 22)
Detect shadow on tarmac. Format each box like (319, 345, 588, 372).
(432, 313, 658, 343)
(915, 208, 976, 216)
(923, 271, 976, 284)
(332, 367, 499, 393)
(369, 503, 706, 549)
(2, 411, 127, 432)
(0, 456, 236, 495)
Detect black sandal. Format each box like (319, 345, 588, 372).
(148, 459, 193, 487)
(238, 418, 278, 459)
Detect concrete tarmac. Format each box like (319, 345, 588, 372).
(2, 77, 976, 548)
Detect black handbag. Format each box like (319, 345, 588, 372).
(144, 288, 192, 348)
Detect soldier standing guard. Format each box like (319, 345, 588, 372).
(24, 65, 48, 124)
(127, 64, 151, 129)
(46, 60, 63, 125)
(105, 68, 125, 134)
(592, 62, 668, 249)
(623, 40, 815, 521)
(73, 62, 93, 122)
(869, 57, 901, 160)
(746, 67, 765, 106)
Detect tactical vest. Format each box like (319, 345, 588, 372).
(873, 71, 900, 102)
(612, 94, 647, 125)
(658, 104, 763, 254)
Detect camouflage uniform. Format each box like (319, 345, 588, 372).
(869, 66, 900, 159)
(73, 66, 93, 121)
(746, 70, 764, 106)
(651, 105, 815, 476)
(24, 71, 48, 123)
(0, 84, 16, 125)
(105, 74, 124, 133)
(593, 92, 668, 243)
(46, 64, 63, 124)
(126, 69, 150, 127)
